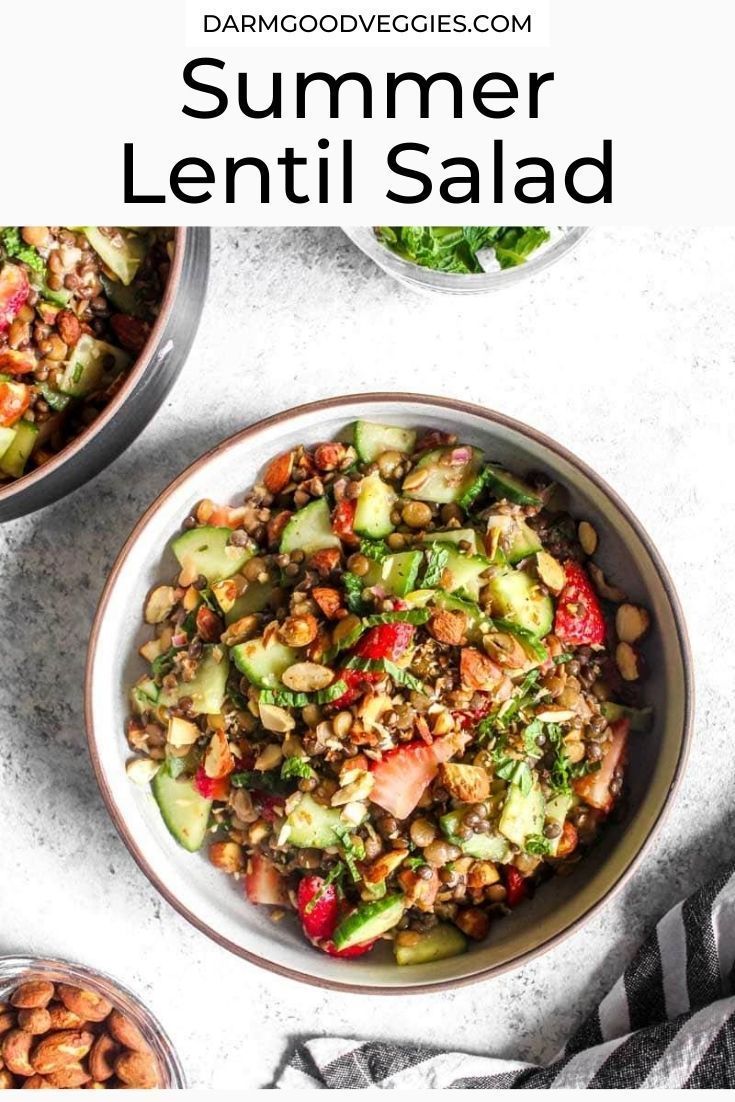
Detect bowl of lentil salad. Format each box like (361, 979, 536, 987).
(0, 227, 210, 521)
(86, 394, 692, 992)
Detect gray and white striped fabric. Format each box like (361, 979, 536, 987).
(276, 863, 735, 1088)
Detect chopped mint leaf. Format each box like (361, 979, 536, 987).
(280, 756, 314, 781)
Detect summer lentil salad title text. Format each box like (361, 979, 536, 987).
(123, 61, 613, 207)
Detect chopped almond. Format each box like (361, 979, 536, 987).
(438, 762, 490, 803)
(428, 609, 468, 646)
(311, 586, 343, 620)
(455, 907, 490, 941)
(460, 647, 505, 692)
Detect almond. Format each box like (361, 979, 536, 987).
(282, 661, 334, 693)
(428, 609, 467, 646)
(31, 1029, 94, 1074)
(277, 613, 318, 648)
(203, 729, 235, 780)
(46, 1005, 86, 1031)
(208, 841, 244, 874)
(438, 762, 490, 803)
(55, 308, 82, 348)
(20, 1073, 53, 1088)
(454, 906, 491, 941)
(114, 1050, 160, 1089)
(311, 586, 342, 620)
(17, 1010, 50, 1036)
(45, 1063, 91, 1088)
(263, 451, 294, 495)
(106, 1010, 148, 1054)
(0, 1069, 16, 1089)
(459, 647, 504, 692)
(0, 1012, 15, 1035)
(10, 983, 55, 1010)
(615, 603, 651, 644)
(2, 1030, 34, 1076)
(88, 1033, 119, 1083)
(308, 547, 342, 577)
(57, 986, 112, 1024)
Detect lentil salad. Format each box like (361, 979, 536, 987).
(0, 227, 173, 482)
(126, 423, 653, 966)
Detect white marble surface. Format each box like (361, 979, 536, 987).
(1, 227, 734, 1089)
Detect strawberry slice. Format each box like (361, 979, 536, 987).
(193, 765, 230, 801)
(353, 622, 414, 662)
(297, 875, 340, 941)
(573, 718, 629, 813)
(0, 263, 29, 333)
(322, 938, 374, 958)
(332, 499, 359, 546)
(369, 735, 457, 820)
(245, 852, 289, 906)
(554, 561, 606, 647)
(0, 381, 31, 427)
(505, 866, 527, 908)
(329, 667, 381, 709)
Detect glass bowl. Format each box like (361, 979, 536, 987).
(342, 225, 589, 295)
(0, 955, 186, 1088)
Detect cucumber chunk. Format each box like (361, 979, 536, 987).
(394, 923, 467, 966)
(0, 421, 38, 478)
(286, 793, 356, 848)
(482, 465, 542, 507)
(368, 550, 423, 597)
(130, 676, 159, 716)
(441, 548, 492, 602)
(158, 647, 229, 715)
(600, 701, 653, 732)
(544, 793, 574, 856)
(58, 334, 130, 398)
(499, 778, 545, 848)
(83, 227, 149, 286)
(151, 769, 212, 852)
(225, 580, 273, 624)
(404, 447, 483, 504)
(486, 568, 553, 637)
(422, 528, 483, 557)
(486, 515, 542, 565)
(441, 809, 511, 861)
(353, 420, 416, 463)
(0, 426, 16, 462)
(353, 471, 397, 538)
(231, 636, 298, 689)
(279, 498, 340, 556)
(172, 526, 253, 585)
(333, 894, 405, 951)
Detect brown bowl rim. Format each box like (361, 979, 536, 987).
(84, 392, 694, 994)
(0, 227, 187, 508)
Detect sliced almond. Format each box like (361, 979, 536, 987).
(144, 585, 176, 625)
(536, 550, 566, 595)
(615, 603, 651, 644)
(616, 641, 641, 681)
(281, 662, 334, 693)
(167, 715, 200, 749)
(535, 706, 576, 723)
(589, 563, 626, 603)
(258, 703, 296, 733)
(254, 742, 284, 771)
(356, 693, 392, 732)
(578, 521, 598, 556)
(438, 763, 490, 803)
(331, 771, 374, 806)
(203, 729, 235, 779)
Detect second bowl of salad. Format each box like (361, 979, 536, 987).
(85, 394, 691, 992)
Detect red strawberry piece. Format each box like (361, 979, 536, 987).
(0, 380, 31, 427)
(193, 765, 230, 801)
(0, 350, 35, 375)
(329, 668, 381, 709)
(322, 938, 375, 958)
(0, 263, 29, 332)
(554, 561, 606, 647)
(331, 499, 359, 546)
(505, 866, 527, 908)
(110, 313, 148, 353)
(573, 718, 629, 813)
(255, 792, 285, 822)
(354, 622, 415, 662)
(245, 852, 289, 906)
(297, 876, 340, 941)
(369, 735, 457, 820)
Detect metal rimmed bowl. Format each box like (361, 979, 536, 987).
(0, 955, 186, 1087)
(0, 228, 210, 523)
(343, 227, 589, 294)
(85, 394, 692, 994)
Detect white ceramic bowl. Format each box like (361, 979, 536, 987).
(86, 394, 692, 993)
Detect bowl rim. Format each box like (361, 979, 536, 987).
(85, 392, 694, 994)
(0, 227, 188, 509)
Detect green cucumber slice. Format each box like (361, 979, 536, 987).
(0, 421, 38, 478)
(231, 636, 298, 689)
(482, 465, 542, 506)
(440, 809, 511, 861)
(0, 426, 16, 462)
(394, 923, 467, 966)
(279, 498, 340, 556)
(404, 447, 483, 504)
(441, 548, 492, 602)
(353, 471, 397, 538)
(544, 793, 574, 856)
(225, 580, 272, 624)
(373, 550, 423, 597)
(286, 793, 353, 848)
(486, 515, 542, 565)
(172, 526, 253, 585)
(353, 420, 416, 462)
(82, 227, 149, 286)
(499, 777, 545, 848)
(486, 568, 553, 637)
(333, 894, 405, 951)
(130, 676, 159, 716)
(158, 647, 229, 715)
(600, 701, 653, 732)
(422, 528, 483, 556)
(151, 769, 212, 852)
(58, 334, 130, 398)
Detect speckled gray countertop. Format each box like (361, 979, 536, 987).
(1, 228, 734, 1088)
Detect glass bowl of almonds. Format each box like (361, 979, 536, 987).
(0, 956, 185, 1089)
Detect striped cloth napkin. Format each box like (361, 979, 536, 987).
(276, 862, 735, 1089)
